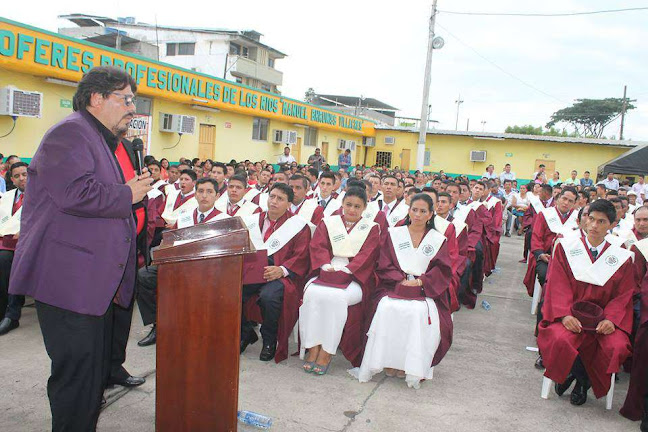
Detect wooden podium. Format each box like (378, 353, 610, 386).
(152, 217, 255, 432)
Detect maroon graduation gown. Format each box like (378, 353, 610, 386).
(374, 230, 454, 366)
(523, 210, 574, 296)
(308, 218, 381, 367)
(620, 269, 648, 420)
(243, 211, 311, 363)
(537, 240, 635, 398)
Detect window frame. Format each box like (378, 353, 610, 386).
(252, 117, 269, 141)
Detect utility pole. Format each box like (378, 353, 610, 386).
(454, 94, 463, 131)
(416, 0, 440, 171)
(619, 85, 627, 140)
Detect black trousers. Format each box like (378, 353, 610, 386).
(37, 301, 116, 432)
(471, 241, 484, 290)
(136, 265, 158, 326)
(0, 250, 13, 321)
(458, 257, 473, 304)
(535, 259, 549, 330)
(241, 280, 284, 345)
(524, 229, 532, 260)
(110, 301, 134, 382)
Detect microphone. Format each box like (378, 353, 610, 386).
(131, 138, 144, 176)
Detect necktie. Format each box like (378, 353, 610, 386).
(228, 204, 238, 216)
(198, 213, 205, 223)
(263, 219, 276, 242)
(590, 248, 599, 259)
(12, 193, 23, 215)
(382, 203, 390, 215)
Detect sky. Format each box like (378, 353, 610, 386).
(5, 0, 648, 141)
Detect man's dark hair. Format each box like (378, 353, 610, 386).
(541, 184, 553, 195)
(319, 171, 335, 182)
(10, 161, 28, 174)
(212, 162, 227, 174)
(503, 179, 512, 185)
(421, 187, 438, 201)
(228, 174, 248, 187)
(446, 182, 460, 191)
(382, 174, 398, 184)
(578, 191, 590, 203)
(606, 190, 619, 197)
(146, 160, 162, 170)
(597, 183, 607, 190)
(289, 174, 309, 189)
(360, 179, 372, 191)
(307, 168, 319, 179)
(73, 66, 137, 112)
(588, 199, 617, 224)
(180, 169, 197, 182)
(143, 155, 156, 166)
(475, 181, 487, 189)
(438, 191, 452, 202)
(196, 177, 218, 190)
(270, 183, 294, 202)
(584, 171, 590, 174)
(560, 186, 578, 198)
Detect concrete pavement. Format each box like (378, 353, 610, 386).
(0, 235, 640, 431)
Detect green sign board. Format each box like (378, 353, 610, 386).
(505, 152, 513, 157)
(60, 99, 72, 108)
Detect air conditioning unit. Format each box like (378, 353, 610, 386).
(0, 87, 43, 118)
(362, 137, 375, 147)
(470, 150, 487, 162)
(159, 113, 196, 134)
(347, 140, 356, 151)
(338, 139, 347, 150)
(273, 129, 284, 143)
(384, 136, 395, 145)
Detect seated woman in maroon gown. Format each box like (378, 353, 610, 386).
(299, 187, 380, 375)
(351, 194, 454, 388)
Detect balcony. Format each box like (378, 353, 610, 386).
(228, 55, 283, 88)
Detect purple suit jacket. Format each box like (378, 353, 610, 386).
(9, 110, 136, 316)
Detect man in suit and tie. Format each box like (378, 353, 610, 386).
(9, 66, 153, 431)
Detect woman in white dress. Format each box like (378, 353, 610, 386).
(300, 187, 381, 375)
(352, 193, 454, 388)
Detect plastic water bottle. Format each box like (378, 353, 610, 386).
(481, 300, 491, 311)
(237, 411, 273, 429)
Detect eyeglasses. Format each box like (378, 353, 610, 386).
(110, 92, 137, 106)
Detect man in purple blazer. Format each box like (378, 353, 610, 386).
(9, 67, 152, 431)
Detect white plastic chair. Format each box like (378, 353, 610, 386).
(541, 374, 615, 410)
(531, 276, 541, 315)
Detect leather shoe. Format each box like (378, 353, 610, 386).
(259, 343, 276, 362)
(534, 355, 545, 370)
(107, 375, 146, 388)
(240, 331, 258, 354)
(554, 373, 576, 396)
(137, 326, 157, 347)
(570, 381, 589, 406)
(0, 317, 19, 335)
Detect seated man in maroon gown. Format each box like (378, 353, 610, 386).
(538, 199, 635, 406)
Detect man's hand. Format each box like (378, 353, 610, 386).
(538, 253, 550, 263)
(400, 279, 421, 287)
(127, 169, 153, 204)
(561, 315, 582, 333)
(596, 319, 615, 335)
(12, 233, 19, 240)
(263, 266, 284, 281)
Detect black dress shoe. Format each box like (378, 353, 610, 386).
(240, 331, 258, 354)
(554, 373, 576, 396)
(259, 343, 276, 362)
(107, 375, 146, 388)
(0, 317, 19, 335)
(570, 381, 589, 406)
(137, 326, 157, 347)
(534, 355, 545, 370)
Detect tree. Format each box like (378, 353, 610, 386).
(304, 88, 316, 103)
(505, 125, 576, 137)
(546, 98, 635, 138)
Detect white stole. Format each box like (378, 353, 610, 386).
(322, 197, 342, 217)
(324, 215, 376, 258)
(214, 198, 259, 217)
(559, 237, 632, 286)
(527, 192, 544, 214)
(541, 207, 579, 235)
(243, 188, 261, 202)
(485, 195, 500, 210)
(0, 189, 21, 236)
(147, 179, 166, 200)
(176, 208, 229, 229)
(242, 214, 307, 256)
(161, 190, 198, 224)
(389, 225, 446, 276)
(387, 199, 409, 227)
(362, 200, 380, 221)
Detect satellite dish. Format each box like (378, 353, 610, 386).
(432, 36, 445, 50)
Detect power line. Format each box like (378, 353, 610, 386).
(436, 23, 565, 103)
(438, 7, 648, 17)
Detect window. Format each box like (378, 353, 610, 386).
(235, 77, 243, 84)
(135, 96, 152, 116)
(166, 43, 195, 56)
(268, 58, 275, 68)
(376, 151, 392, 168)
(252, 117, 269, 141)
(242, 46, 249, 58)
(304, 127, 317, 146)
(230, 43, 240, 55)
(261, 84, 271, 92)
